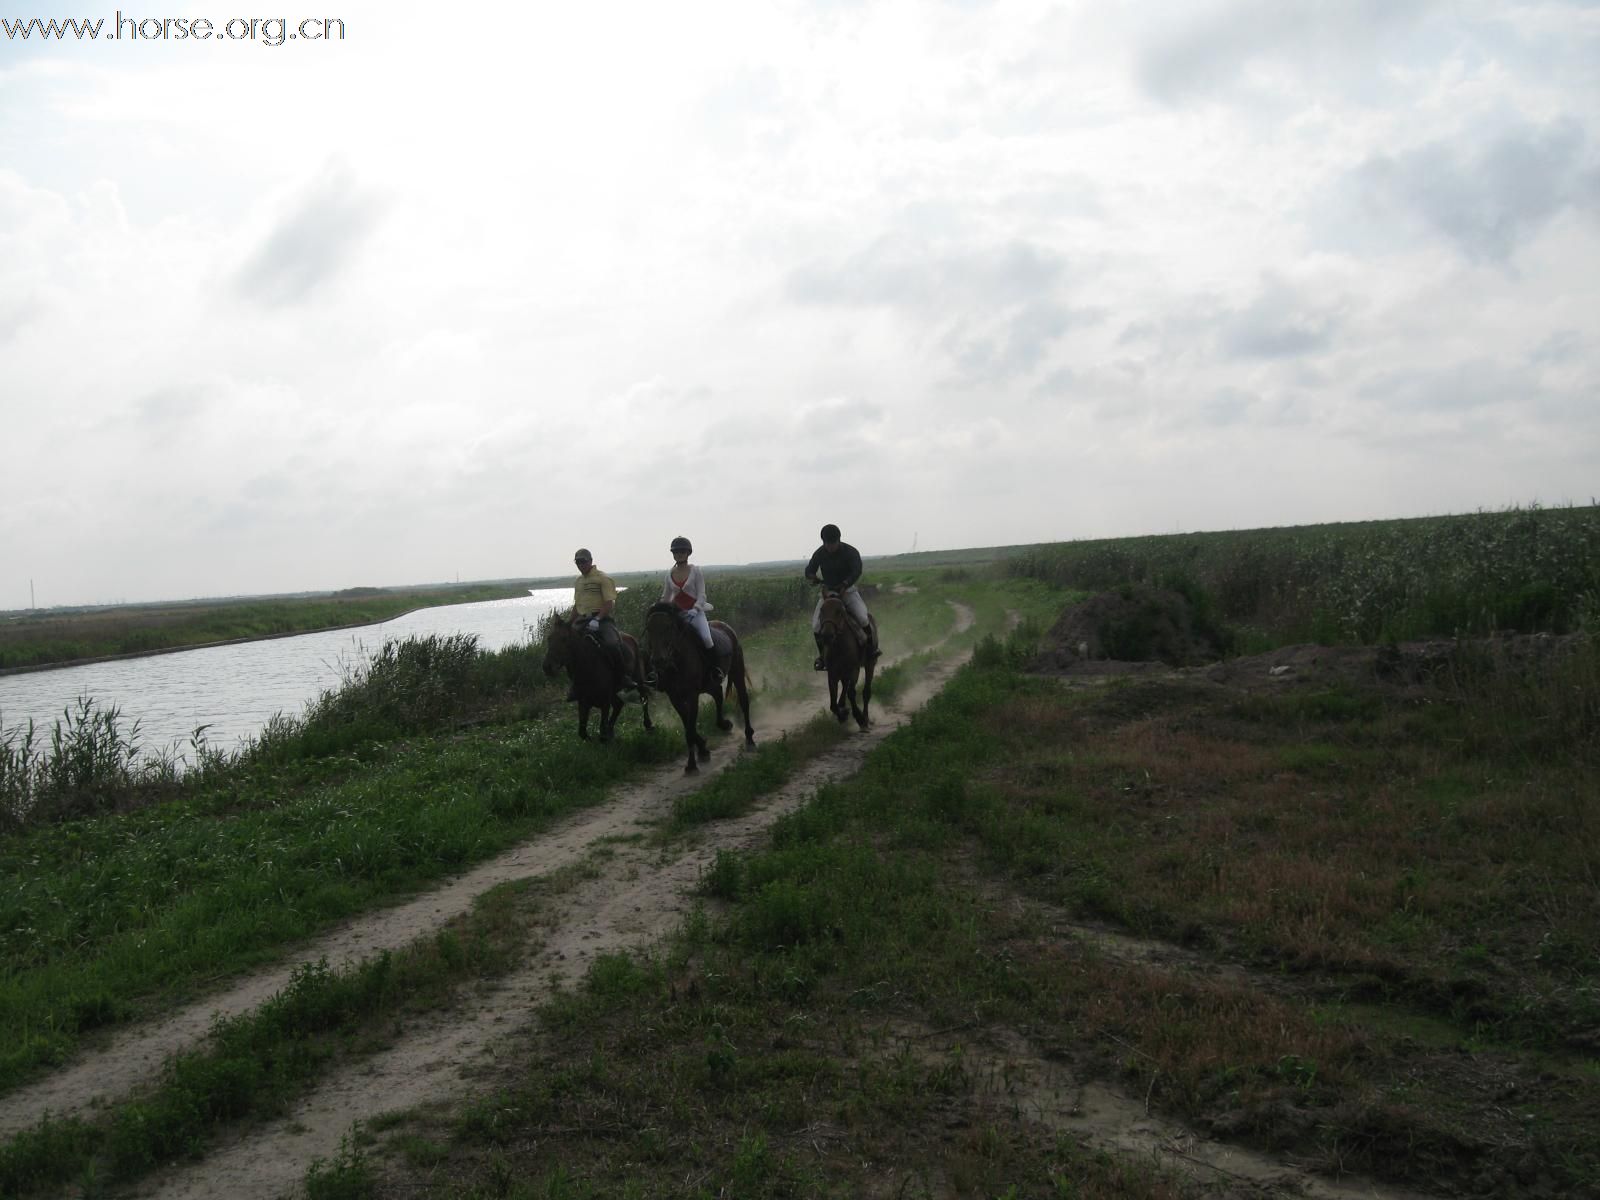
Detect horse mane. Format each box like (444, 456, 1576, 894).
(647, 602, 678, 617)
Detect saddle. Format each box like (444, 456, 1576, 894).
(578, 620, 631, 678)
(823, 592, 875, 648)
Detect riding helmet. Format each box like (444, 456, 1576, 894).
(670, 536, 692, 554)
(820, 524, 841, 543)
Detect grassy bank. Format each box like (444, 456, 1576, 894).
(0, 584, 532, 673)
(346, 625, 1599, 1199)
(0, 570, 1048, 1196)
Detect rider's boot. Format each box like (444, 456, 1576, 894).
(702, 642, 723, 687)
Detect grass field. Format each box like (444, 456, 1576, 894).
(342, 626, 1598, 1199)
(1, 510, 1596, 1198)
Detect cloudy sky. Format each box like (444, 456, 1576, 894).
(2, 0, 1597, 607)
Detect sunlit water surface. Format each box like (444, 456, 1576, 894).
(0, 590, 572, 757)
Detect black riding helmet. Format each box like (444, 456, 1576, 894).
(820, 524, 841, 543)
(670, 536, 692, 554)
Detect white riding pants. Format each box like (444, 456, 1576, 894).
(812, 586, 870, 634)
(679, 607, 714, 648)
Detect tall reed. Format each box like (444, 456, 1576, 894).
(1009, 503, 1600, 644)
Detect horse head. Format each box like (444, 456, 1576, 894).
(817, 592, 850, 643)
(642, 603, 684, 675)
(540, 611, 574, 677)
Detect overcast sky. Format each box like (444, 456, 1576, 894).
(2, 0, 1597, 607)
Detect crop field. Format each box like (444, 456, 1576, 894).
(0, 511, 1595, 1199)
(1009, 502, 1600, 647)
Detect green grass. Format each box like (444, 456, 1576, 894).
(0, 572, 1033, 1097)
(0, 876, 539, 1197)
(0, 711, 681, 1093)
(349, 622, 1598, 1199)
(1010, 502, 1600, 644)
(666, 716, 845, 833)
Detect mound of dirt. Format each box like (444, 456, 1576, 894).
(1028, 586, 1230, 672)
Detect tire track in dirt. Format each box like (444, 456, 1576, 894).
(131, 608, 980, 1200)
(888, 1023, 1433, 1200)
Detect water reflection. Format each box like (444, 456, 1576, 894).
(0, 590, 571, 755)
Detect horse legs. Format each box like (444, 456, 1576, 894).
(828, 670, 848, 723)
(730, 657, 755, 746)
(710, 679, 734, 733)
(577, 699, 592, 740)
(843, 673, 864, 728)
(599, 695, 619, 743)
(674, 692, 702, 774)
(858, 658, 874, 730)
(630, 659, 655, 733)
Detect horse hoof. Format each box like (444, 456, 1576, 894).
(717, 718, 733, 732)
(685, 762, 698, 775)
(745, 735, 756, 747)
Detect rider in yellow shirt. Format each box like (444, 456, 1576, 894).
(569, 548, 624, 699)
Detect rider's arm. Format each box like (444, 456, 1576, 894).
(803, 546, 822, 582)
(840, 544, 864, 589)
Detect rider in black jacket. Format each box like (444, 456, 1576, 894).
(804, 524, 878, 670)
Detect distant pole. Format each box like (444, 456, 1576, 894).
(30, 579, 35, 609)
(911, 533, 918, 553)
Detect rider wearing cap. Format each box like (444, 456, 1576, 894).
(660, 536, 722, 684)
(569, 548, 626, 688)
(804, 523, 879, 670)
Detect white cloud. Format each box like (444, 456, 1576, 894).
(0, 0, 1596, 606)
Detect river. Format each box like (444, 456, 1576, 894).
(0, 590, 572, 758)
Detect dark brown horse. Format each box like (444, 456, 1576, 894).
(818, 590, 875, 729)
(541, 613, 653, 742)
(642, 603, 754, 773)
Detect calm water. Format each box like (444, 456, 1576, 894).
(0, 590, 572, 757)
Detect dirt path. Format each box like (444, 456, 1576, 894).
(8, 604, 1421, 1200)
(128, 609, 979, 1200)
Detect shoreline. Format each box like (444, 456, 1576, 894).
(0, 612, 431, 679)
